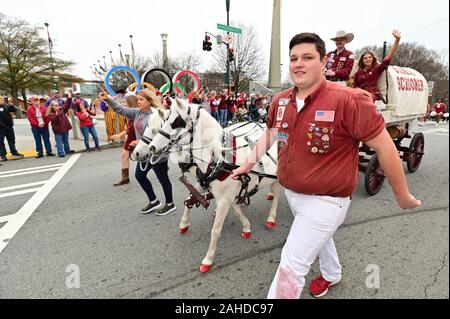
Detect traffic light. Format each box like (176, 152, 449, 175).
(203, 35, 212, 51)
(228, 48, 235, 63)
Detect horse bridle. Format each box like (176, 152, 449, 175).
(151, 105, 202, 161)
(129, 110, 168, 161)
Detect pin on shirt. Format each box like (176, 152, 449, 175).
(282, 122, 289, 129)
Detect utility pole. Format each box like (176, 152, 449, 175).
(44, 22, 58, 92)
(268, 0, 281, 92)
(226, 0, 231, 91)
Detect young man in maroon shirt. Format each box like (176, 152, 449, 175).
(231, 32, 421, 299)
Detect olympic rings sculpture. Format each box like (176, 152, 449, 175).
(127, 81, 157, 93)
(142, 68, 173, 95)
(159, 82, 186, 95)
(172, 70, 201, 94)
(104, 66, 201, 97)
(105, 66, 141, 96)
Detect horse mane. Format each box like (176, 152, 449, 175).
(148, 107, 167, 132)
(191, 103, 225, 160)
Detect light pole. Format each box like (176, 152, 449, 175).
(118, 44, 124, 65)
(160, 33, 168, 71)
(110, 50, 115, 67)
(129, 35, 135, 68)
(44, 22, 58, 90)
(225, 0, 231, 91)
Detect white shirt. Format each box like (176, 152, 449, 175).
(296, 98, 305, 113)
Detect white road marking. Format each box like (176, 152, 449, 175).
(0, 154, 81, 254)
(0, 163, 63, 176)
(0, 188, 42, 199)
(0, 215, 14, 223)
(0, 181, 47, 193)
(0, 167, 60, 179)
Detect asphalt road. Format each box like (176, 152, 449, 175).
(0, 123, 448, 299)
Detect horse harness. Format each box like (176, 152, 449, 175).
(147, 104, 277, 210)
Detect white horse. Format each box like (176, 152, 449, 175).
(147, 99, 280, 273)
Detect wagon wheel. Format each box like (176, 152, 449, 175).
(407, 133, 425, 173)
(364, 154, 385, 196)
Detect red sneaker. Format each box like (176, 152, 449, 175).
(309, 275, 339, 298)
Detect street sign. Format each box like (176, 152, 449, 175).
(217, 23, 242, 34)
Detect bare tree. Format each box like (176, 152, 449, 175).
(355, 42, 449, 81)
(0, 16, 74, 117)
(172, 51, 201, 71)
(210, 22, 265, 93)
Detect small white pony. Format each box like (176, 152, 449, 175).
(147, 99, 281, 273)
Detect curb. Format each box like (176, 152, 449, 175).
(3, 142, 124, 161)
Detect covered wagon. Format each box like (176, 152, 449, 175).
(359, 66, 428, 195)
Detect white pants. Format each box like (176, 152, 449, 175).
(267, 189, 351, 299)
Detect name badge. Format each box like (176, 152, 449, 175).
(278, 98, 290, 106)
(340, 57, 347, 61)
(315, 110, 335, 122)
(278, 131, 289, 142)
(276, 106, 286, 121)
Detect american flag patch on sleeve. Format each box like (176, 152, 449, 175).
(315, 110, 335, 122)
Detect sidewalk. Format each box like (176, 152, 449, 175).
(3, 113, 123, 161)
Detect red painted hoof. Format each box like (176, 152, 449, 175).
(266, 221, 277, 229)
(241, 231, 252, 239)
(199, 263, 212, 273)
(180, 226, 189, 234)
(267, 194, 274, 201)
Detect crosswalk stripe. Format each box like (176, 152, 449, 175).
(0, 188, 41, 199)
(0, 167, 60, 179)
(0, 154, 81, 254)
(0, 181, 47, 193)
(0, 163, 63, 176)
(0, 214, 14, 223)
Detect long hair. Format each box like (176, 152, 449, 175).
(137, 89, 165, 117)
(126, 95, 138, 108)
(357, 51, 379, 70)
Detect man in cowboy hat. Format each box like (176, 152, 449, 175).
(325, 30, 356, 83)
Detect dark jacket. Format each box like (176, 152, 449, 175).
(0, 104, 16, 128)
(47, 100, 72, 134)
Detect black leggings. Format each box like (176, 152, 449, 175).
(135, 160, 173, 204)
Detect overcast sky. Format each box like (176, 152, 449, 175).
(1, 0, 449, 83)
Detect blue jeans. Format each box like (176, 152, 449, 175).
(31, 127, 52, 155)
(219, 109, 228, 125)
(211, 111, 219, 122)
(80, 125, 99, 150)
(54, 132, 71, 156)
(227, 111, 235, 122)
